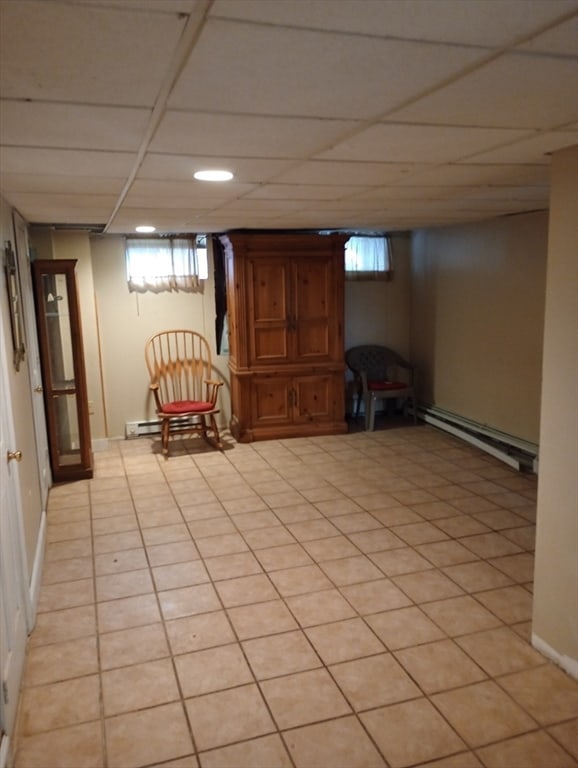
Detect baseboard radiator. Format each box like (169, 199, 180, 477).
(125, 417, 201, 439)
(417, 404, 538, 473)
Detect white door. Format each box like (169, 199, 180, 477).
(0, 316, 30, 768)
(13, 211, 51, 506)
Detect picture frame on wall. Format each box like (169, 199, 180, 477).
(4, 239, 26, 371)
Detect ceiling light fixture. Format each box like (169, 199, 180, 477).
(135, 225, 156, 233)
(194, 170, 234, 182)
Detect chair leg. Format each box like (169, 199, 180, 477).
(365, 394, 376, 431)
(354, 385, 362, 418)
(161, 419, 170, 456)
(209, 414, 223, 450)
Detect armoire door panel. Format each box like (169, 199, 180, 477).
(294, 259, 331, 319)
(248, 258, 290, 364)
(295, 322, 330, 359)
(250, 260, 289, 321)
(293, 258, 333, 361)
(294, 375, 333, 423)
(252, 376, 293, 426)
(253, 328, 289, 362)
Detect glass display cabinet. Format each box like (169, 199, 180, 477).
(31, 259, 93, 482)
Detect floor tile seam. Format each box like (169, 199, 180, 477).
(438, 563, 516, 593)
(18, 665, 102, 694)
(449, 635, 549, 678)
(285, 707, 391, 768)
(150, 508, 300, 751)
(171, 586, 347, 750)
(472, 731, 578, 766)
(391, 637, 490, 683)
(420, 598, 510, 631)
(45, 512, 91, 527)
(490, 666, 578, 725)
(14, 715, 105, 750)
(99, 452, 200, 763)
(424, 687, 542, 754)
(83, 493, 112, 768)
(460, 589, 533, 627)
(194, 732, 294, 768)
(102, 697, 198, 762)
(180, 650, 319, 698)
(436, 704, 547, 752)
(544, 718, 578, 760)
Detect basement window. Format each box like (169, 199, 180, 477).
(126, 235, 208, 293)
(345, 235, 392, 280)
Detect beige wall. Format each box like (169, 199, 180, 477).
(532, 145, 578, 673)
(1, 197, 43, 580)
(90, 236, 230, 439)
(409, 211, 548, 444)
(345, 233, 412, 355)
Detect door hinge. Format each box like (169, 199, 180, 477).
(2, 680, 8, 704)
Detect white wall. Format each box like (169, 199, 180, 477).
(409, 211, 548, 444)
(532, 145, 578, 676)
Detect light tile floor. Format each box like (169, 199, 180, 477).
(13, 423, 578, 768)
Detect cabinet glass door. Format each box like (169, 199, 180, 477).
(32, 260, 92, 481)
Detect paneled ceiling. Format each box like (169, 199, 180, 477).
(0, 0, 576, 234)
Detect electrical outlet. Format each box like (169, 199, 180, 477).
(88, 400, 94, 415)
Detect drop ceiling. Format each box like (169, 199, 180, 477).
(0, 0, 576, 234)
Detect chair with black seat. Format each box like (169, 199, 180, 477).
(346, 344, 417, 430)
(145, 329, 223, 456)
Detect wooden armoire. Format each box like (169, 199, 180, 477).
(219, 232, 349, 442)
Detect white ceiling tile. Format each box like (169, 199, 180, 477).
(0, 101, 151, 151)
(125, 178, 257, 203)
(168, 19, 486, 118)
(396, 163, 549, 187)
(244, 184, 357, 201)
(391, 52, 578, 129)
(139, 154, 294, 182)
(461, 130, 578, 164)
(5, 193, 113, 223)
(516, 15, 578, 56)
(274, 161, 415, 186)
(150, 111, 359, 157)
(212, 0, 578, 47)
(0, 147, 137, 177)
(5, 192, 117, 209)
(316, 124, 531, 163)
(0, 174, 125, 195)
(349, 185, 479, 203)
(73, 0, 198, 12)
(0, 0, 186, 106)
(296, 199, 384, 211)
(211, 199, 308, 213)
(0, 0, 574, 232)
(461, 186, 549, 203)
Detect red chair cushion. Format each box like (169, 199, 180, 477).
(161, 400, 214, 414)
(367, 380, 408, 391)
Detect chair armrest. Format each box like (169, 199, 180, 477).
(149, 382, 163, 412)
(204, 378, 223, 407)
(396, 360, 417, 383)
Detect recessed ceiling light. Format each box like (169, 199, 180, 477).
(194, 169, 234, 182)
(135, 225, 156, 233)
